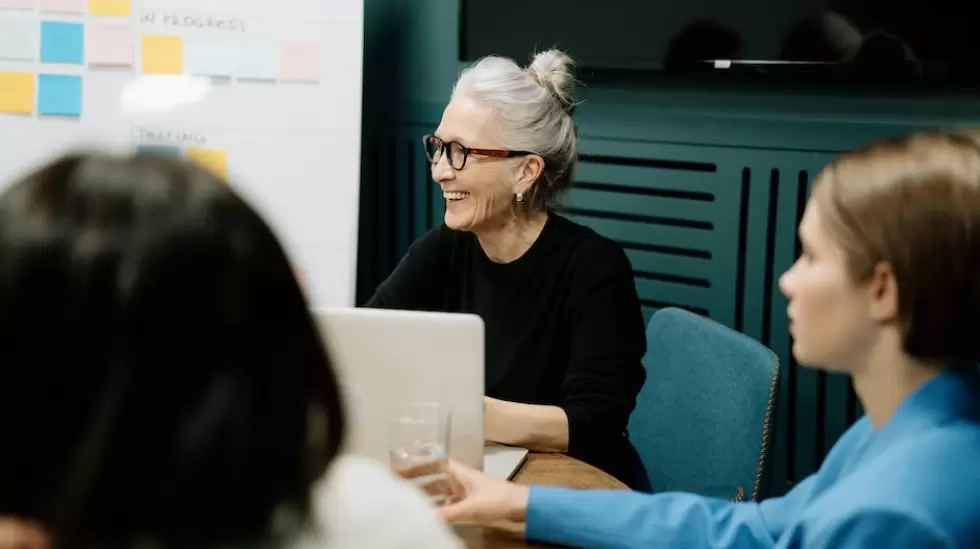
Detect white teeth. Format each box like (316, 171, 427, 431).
(443, 191, 469, 200)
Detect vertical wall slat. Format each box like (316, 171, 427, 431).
(771, 166, 810, 489)
(412, 134, 431, 239)
(707, 163, 746, 329)
(394, 139, 412, 255)
(739, 166, 771, 343)
(787, 167, 820, 478)
(373, 136, 394, 288)
(356, 132, 379, 304)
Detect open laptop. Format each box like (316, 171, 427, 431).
(312, 307, 527, 479)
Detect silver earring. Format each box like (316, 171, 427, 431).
(516, 192, 525, 203)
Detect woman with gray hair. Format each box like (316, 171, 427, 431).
(367, 50, 650, 490)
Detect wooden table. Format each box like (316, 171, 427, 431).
(453, 453, 629, 549)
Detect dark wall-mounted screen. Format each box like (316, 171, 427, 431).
(461, 0, 979, 83)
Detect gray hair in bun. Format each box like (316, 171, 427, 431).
(527, 49, 578, 115)
(452, 49, 580, 212)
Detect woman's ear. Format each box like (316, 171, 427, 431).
(868, 261, 899, 323)
(514, 155, 545, 196)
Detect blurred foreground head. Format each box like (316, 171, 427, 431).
(0, 153, 345, 548)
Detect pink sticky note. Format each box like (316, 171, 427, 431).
(40, 0, 84, 13)
(0, 0, 34, 9)
(87, 24, 133, 66)
(278, 40, 319, 82)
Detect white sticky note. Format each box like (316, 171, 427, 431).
(0, 20, 37, 61)
(185, 37, 234, 77)
(234, 38, 277, 81)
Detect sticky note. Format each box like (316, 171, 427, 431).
(0, 20, 36, 61)
(40, 0, 84, 13)
(0, 71, 34, 114)
(38, 73, 82, 116)
(235, 38, 277, 81)
(186, 147, 227, 180)
(40, 21, 84, 65)
(142, 35, 183, 74)
(88, 0, 129, 16)
(185, 37, 233, 77)
(0, 0, 33, 10)
(278, 40, 319, 82)
(137, 145, 181, 157)
(87, 24, 132, 66)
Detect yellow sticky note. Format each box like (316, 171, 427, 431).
(142, 35, 183, 75)
(88, 0, 130, 16)
(0, 71, 35, 114)
(187, 148, 228, 181)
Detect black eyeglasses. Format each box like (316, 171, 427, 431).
(422, 134, 535, 170)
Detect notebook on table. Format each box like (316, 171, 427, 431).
(484, 443, 529, 479)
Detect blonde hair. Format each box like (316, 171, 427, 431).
(812, 130, 980, 363)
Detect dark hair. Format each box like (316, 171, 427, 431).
(812, 130, 980, 365)
(0, 153, 346, 548)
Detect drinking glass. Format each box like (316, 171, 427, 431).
(389, 401, 453, 506)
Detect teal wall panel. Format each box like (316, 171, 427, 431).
(359, 0, 980, 497)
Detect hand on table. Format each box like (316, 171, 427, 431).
(439, 460, 530, 524)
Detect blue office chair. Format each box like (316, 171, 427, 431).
(628, 307, 780, 501)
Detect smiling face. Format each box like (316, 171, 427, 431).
(430, 94, 539, 233)
(778, 201, 882, 372)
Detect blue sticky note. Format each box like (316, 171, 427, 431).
(40, 21, 84, 64)
(235, 38, 277, 81)
(186, 37, 234, 77)
(137, 145, 182, 157)
(38, 74, 82, 116)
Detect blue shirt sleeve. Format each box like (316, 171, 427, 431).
(525, 475, 818, 549)
(776, 508, 951, 549)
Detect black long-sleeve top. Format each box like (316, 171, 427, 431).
(366, 213, 649, 488)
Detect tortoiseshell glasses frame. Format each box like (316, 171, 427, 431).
(422, 134, 535, 170)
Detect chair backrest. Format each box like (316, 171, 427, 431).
(628, 307, 779, 501)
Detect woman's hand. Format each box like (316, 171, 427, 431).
(0, 519, 48, 549)
(439, 460, 530, 524)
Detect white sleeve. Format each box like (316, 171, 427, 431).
(304, 455, 465, 549)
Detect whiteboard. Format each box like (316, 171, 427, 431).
(0, 0, 363, 308)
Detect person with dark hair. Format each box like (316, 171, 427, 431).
(367, 49, 650, 492)
(435, 130, 980, 549)
(0, 153, 463, 549)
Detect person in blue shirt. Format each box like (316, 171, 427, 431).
(438, 129, 980, 549)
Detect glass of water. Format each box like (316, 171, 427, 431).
(389, 401, 453, 506)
